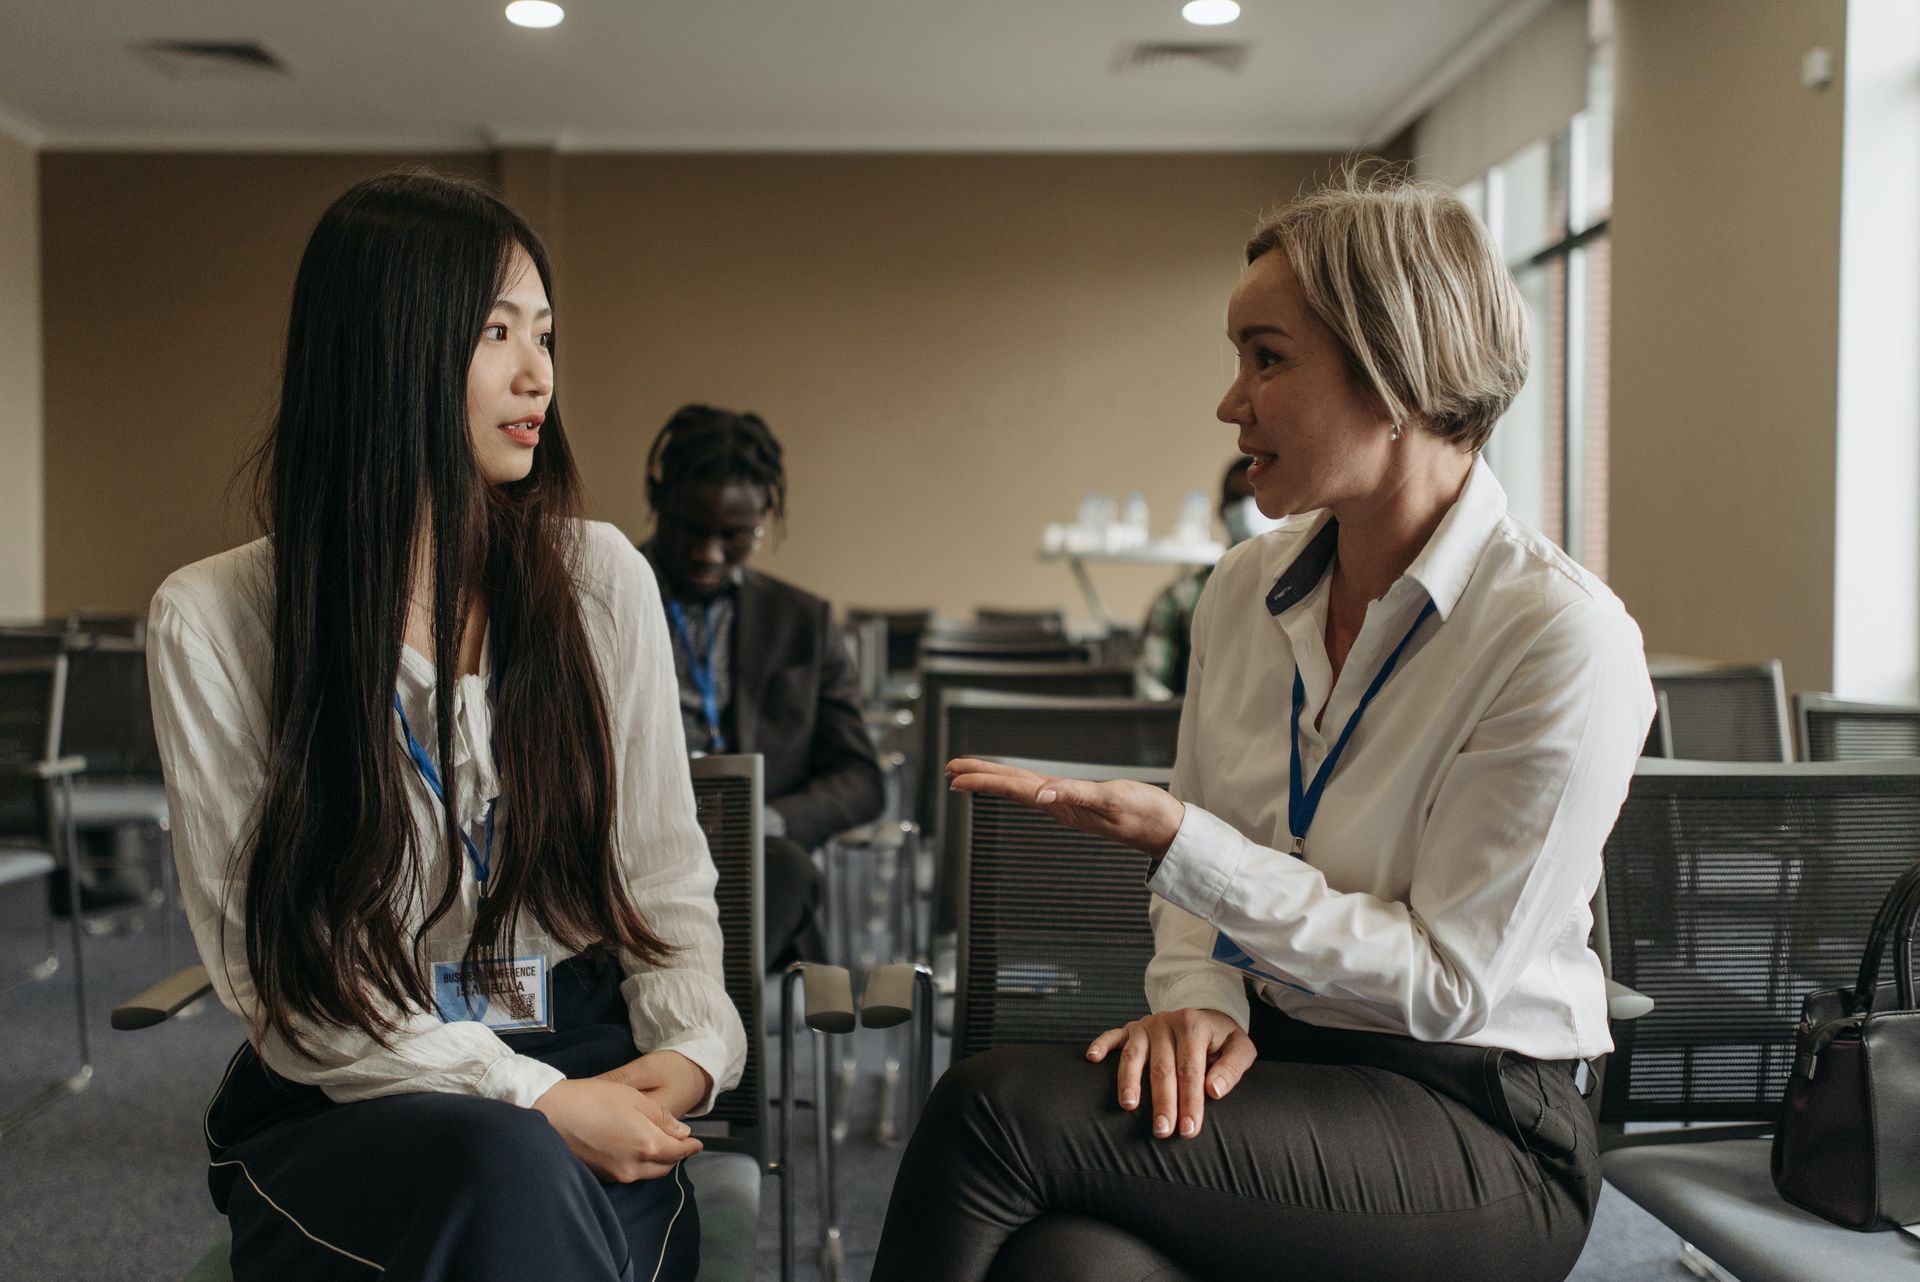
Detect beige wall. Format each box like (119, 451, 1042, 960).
(1608, 0, 1846, 694)
(39, 151, 492, 617)
(41, 150, 1336, 626)
(0, 130, 42, 619)
(557, 152, 1333, 623)
(1414, 0, 1589, 186)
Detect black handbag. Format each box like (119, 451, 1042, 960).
(1771, 858, 1920, 1230)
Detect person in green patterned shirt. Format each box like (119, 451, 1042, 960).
(1135, 456, 1275, 698)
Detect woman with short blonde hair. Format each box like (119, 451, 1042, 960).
(873, 165, 1651, 1281)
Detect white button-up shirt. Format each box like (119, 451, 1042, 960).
(1148, 459, 1653, 1059)
(148, 521, 747, 1110)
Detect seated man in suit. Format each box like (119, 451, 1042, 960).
(639, 404, 885, 967)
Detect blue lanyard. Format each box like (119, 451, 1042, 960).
(393, 659, 500, 894)
(1287, 598, 1437, 857)
(667, 598, 728, 752)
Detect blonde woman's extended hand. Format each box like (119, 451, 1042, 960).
(532, 1078, 702, 1183)
(944, 757, 1185, 858)
(1087, 1008, 1258, 1140)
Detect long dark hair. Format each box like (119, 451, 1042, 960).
(243, 169, 670, 1055)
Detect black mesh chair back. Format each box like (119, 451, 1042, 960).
(59, 637, 161, 782)
(0, 657, 66, 841)
(932, 691, 1183, 932)
(972, 608, 1065, 634)
(1795, 693, 1920, 763)
(1648, 660, 1791, 762)
(912, 659, 1138, 834)
(1643, 688, 1674, 758)
(940, 691, 1183, 774)
(65, 612, 146, 641)
(917, 619, 1092, 665)
(847, 608, 935, 678)
(0, 626, 67, 662)
(951, 758, 1170, 1061)
(1597, 758, 1920, 1127)
(689, 754, 770, 1163)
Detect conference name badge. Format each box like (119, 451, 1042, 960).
(431, 936, 553, 1032)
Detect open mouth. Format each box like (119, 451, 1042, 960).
(498, 415, 543, 447)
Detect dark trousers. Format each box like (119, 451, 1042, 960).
(872, 999, 1600, 1282)
(764, 833, 825, 969)
(204, 957, 699, 1282)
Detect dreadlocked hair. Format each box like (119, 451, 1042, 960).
(644, 404, 788, 530)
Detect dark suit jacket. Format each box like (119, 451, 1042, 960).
(727, 568, 884, 849)
(643, 548, 884, 850)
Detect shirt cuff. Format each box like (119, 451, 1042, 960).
(1149, 803, 1248, 922)
(649, 1032, 733, 1116)
(1153, 971, 1252, 1031)
(476, 1053, 567, 1109)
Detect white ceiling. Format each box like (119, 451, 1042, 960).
(0, 0, 1535, 152)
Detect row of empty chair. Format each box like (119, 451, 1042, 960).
(1648, 657, 1920, 764)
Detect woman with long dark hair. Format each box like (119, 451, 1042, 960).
(147, 170, 744, 1281)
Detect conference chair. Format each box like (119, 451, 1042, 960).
(972, 607, 1066, 634)
(930, 691, 1182, 941)
(861, 757, 1167, 1154)
(1643, 688, 1674, 757)
(1593, 757, 1920, 1281)
(845, 607, 934, 691)
(1648, 658, 1793, 762)
(58, 632, 174, 929)
(1794, 692, 1920, 763)
(0, 655, 93, 1135)
(910, 659, 1136, 839)
(916, 617, 1093, 665)
(948, 759, 1169, 1063)
(112, 753, 856, 1282)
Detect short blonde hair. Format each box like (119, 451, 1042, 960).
(1246, 163, 1527, 452)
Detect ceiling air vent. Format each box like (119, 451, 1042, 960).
(1114, 41, 1251, 75)
(134, 40, 291, 80)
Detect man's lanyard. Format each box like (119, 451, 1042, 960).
(393, 652, 501, 895)
(667, 598, 728, 753)
(1286, 598, 1437, 857)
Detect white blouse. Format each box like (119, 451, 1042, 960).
(1148, 458, 1653, 1060)
(147, 520, 747, 1111)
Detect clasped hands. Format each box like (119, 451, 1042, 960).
(533, 1049, 712, 1183)
(947, 757, 1255, 1139)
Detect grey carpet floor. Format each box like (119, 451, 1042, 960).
(2, 887, 1693, 1281)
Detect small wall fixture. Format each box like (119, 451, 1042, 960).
(1181, 0, 1241, 26)
(505, 2, 565, 29)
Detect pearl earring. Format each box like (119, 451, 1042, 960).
(1390, 422, 1403, 442)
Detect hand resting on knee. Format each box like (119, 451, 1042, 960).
(1087, 1008, 1257, 1140)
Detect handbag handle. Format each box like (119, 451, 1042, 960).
(1849, 858, 1920, 1014)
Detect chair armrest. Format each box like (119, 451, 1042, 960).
(10, 753, 87, 780)
(112, 964, 213, 1030)
(860, 963, 918, 1029)
(1607, 977, 1654, 1022)
(788, 962, 855, 1034)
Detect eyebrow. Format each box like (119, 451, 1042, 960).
(1234, 324, 1290, 342)
(492, 299, 554, 321)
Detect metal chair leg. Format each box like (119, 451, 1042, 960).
(813, 1027, 843, 1281)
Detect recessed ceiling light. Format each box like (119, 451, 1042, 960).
(1181, 0, 1241, 26)
(505, 2, 565, 29)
